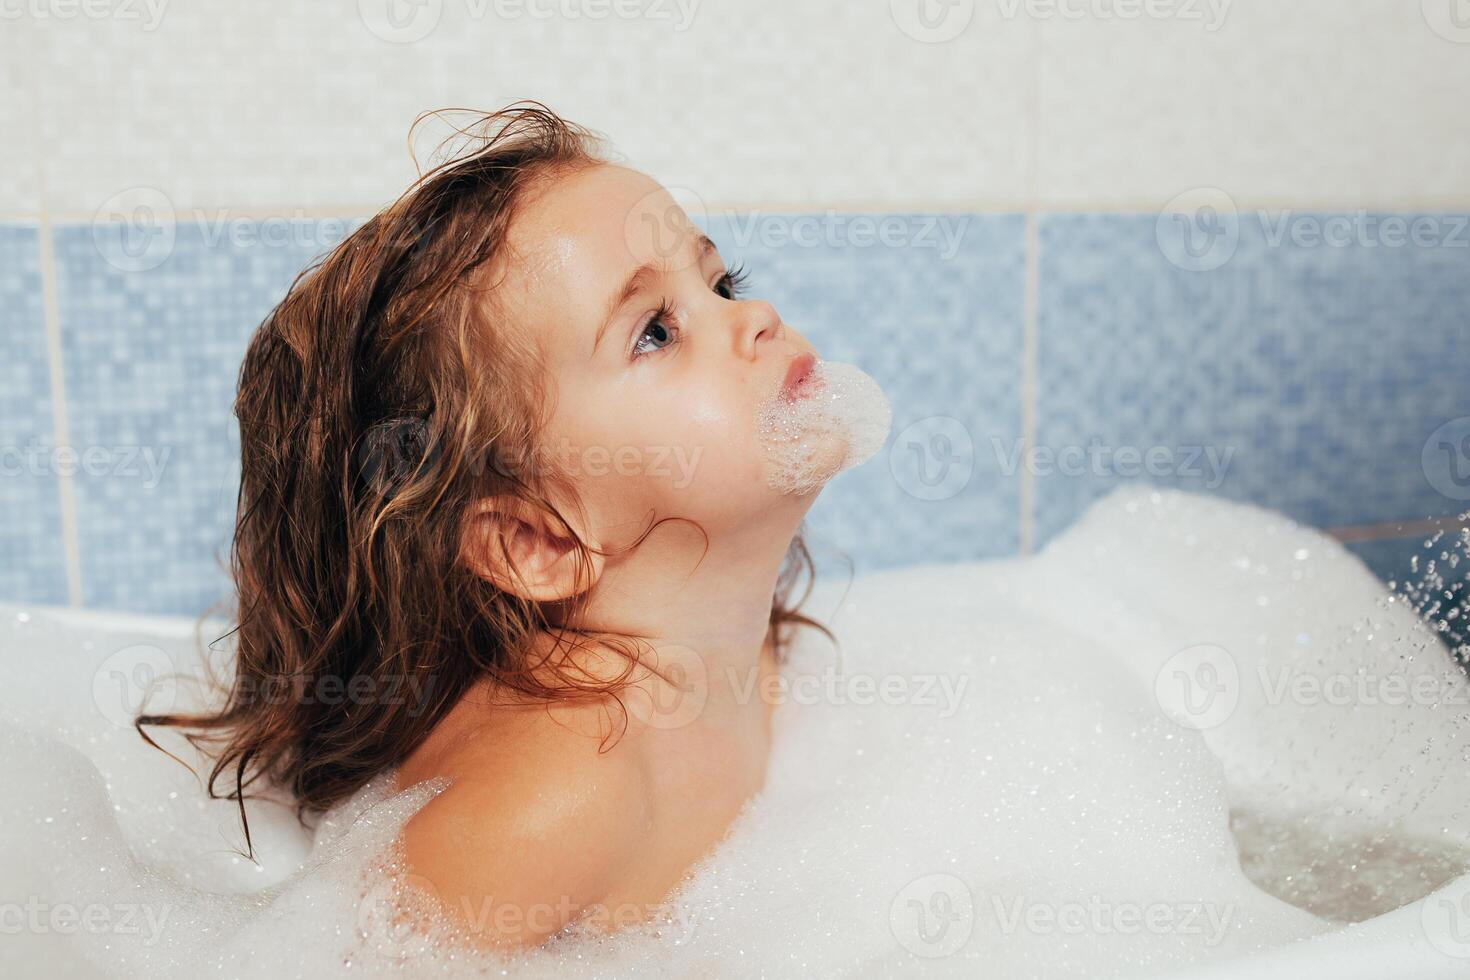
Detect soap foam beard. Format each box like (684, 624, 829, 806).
(755, 359, 892, 495)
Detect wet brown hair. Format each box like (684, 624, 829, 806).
(136, 102, 835, 857)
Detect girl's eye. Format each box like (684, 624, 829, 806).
(716, 262, 750, 301)
(631, 302, 680, 359)
(630, 265, 752, 360)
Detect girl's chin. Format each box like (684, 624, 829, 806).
(759, 429, 850, 497)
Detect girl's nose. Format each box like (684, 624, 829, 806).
(734, 299, 783, 358)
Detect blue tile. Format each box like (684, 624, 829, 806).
(0, 225, 67, 605)
(1035, 212, 1470, 545)
(703, 213, 1026, 572)
(55, 219, 351, 614)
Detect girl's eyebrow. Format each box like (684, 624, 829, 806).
(591, 234, 718, 357)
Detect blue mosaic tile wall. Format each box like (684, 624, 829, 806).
(53, 220, 351, 614)
(1035, 213, 1470, 545)
(0, 226, 68, 605)
(5, 213, 1468, 614)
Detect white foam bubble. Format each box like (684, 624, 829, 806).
(755, 359, 892, 495)
(3, 486, 1468, 978)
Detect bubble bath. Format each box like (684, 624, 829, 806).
(756, 358, 893, 495)
(3, 487, 1470, 979)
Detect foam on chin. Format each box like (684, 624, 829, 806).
(755, 359, 893, 495)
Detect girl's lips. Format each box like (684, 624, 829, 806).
(781, 352, 818, 402)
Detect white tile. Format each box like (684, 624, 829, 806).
(1035, 0, 1470, 207)
(33, 0, 1036, 214)
(0, 18, 41, 215)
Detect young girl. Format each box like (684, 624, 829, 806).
(140, 103, 889, 950)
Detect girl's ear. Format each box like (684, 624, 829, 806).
(460, 496, 604, 603)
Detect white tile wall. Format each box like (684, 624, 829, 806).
(25, 0, 1037, 215)
(1036, 0, 1470, 208)
(13, 1, 1470, 217)
(15, 1, 1469, 216)
(0, 19, 41, 215)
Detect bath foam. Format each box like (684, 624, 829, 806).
(756, 359, 892, 494)
(1, 486, 1468, 979)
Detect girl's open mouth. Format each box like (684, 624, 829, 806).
(780, 352, 818, 403)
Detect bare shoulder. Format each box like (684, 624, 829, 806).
(398, 709, 650, 949)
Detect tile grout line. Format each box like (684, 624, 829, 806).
(1327, 515, 1468, 545)
(31, 93, 84, 607)
(1017, 17, 1043, 556)
(6, 198, 1470, 226)
(1019, 214, 1038, 555)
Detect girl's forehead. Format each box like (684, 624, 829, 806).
(497, 165, 685, 353)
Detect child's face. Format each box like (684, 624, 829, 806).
(493, 164, 834, 537)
